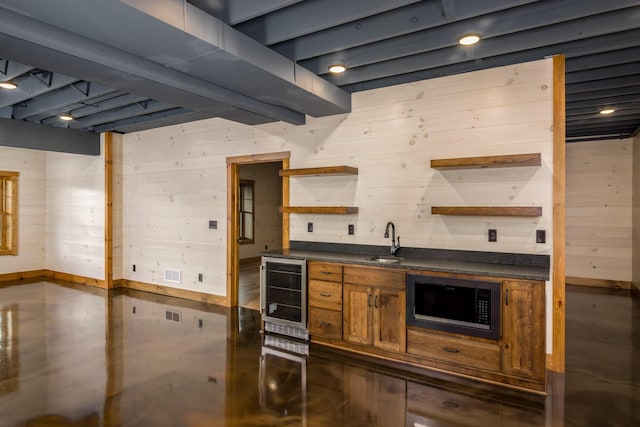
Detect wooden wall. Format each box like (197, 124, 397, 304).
(239, 162, 283, 260)
(112, 133, 124, 280)
(0, 146, 45, 274)
(121, 58, 554, 301)
(566, 139, 633, 281)
(45, 145, 105, 280)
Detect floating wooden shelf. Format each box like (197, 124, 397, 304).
(280, 206, 359, 215)
(279, 166, 359, 177)
(431, 153, 542, 170)
(432, 206, 542, 217)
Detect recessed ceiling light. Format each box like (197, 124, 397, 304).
(0, 81, 18, 89)
(59, 113, 74, 121)
(599, 108, 615, 115)
(328, 64, 347, 74)
(458, 33, 481, 46)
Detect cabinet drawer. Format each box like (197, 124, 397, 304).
(407, 329, 500, 372)
(309, 307, 342, 340)
(308, 261, 343, 282)
(309, 280, 342, 311)
(343, 265, 405, 289)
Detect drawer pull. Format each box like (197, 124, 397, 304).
(443, 401, 459, 408)
(320, 292, 332, 297)
(319, 321, 332, 327)
(320, 271, 331, 275)
(444, 347, 460, 354)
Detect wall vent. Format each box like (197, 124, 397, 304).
(164, 269, 181, 283)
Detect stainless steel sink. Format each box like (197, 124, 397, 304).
(369, 256, 403, 264)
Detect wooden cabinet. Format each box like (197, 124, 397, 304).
(342, 265, 406, 353)
(502, 279, 545, 382)
(308, 261, 343, 340)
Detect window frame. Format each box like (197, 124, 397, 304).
(238, 179, 255, 245)
(0, 171, 18, 256)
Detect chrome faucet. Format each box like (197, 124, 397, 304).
(384, 221, 400, 256)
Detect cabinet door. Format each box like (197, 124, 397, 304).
(373, 288, 406, 353)
(502, 280, 545, 382)
(343, 284, 372, 345)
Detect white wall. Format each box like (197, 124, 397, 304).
(566, 139, 633, 281)
(633, 135, 640, 292)
(0, 146, 46, 274)
(239, 162, 283, 260)
(45, 143, 105, 280)
(122, 59, 554, 297)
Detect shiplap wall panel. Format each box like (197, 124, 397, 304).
(0, 146, 46, 273)
(122, 58, 554, 299)
(45, 145, 105, 280)
(633, 135, 640, 293)
(566, 139, 632, 281)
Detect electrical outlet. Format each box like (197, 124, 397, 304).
(307, 222, 313, 232)
(198, 273, 203, 282)
(488, 229, 497, 242)
(198, 319, 203, 328)
(209, 220, 217, 229)
(536, 230, 546, 243)
(132, 264, 136, 272)
(348, 224, 354, 235)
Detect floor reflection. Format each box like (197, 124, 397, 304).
(0, 280, 637, 426)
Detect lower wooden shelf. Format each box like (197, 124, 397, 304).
(280, 206, 358, 214)
(431, 206, 542, 217)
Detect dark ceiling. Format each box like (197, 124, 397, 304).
(0, 0, 638, 142)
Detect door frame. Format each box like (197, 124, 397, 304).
(226, 151, 290, 307)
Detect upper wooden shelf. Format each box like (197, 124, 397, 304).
(279, 166, 359, 177)
(280, 206, 359, 215)
(431, 153, 541, 170)
(432, 206, 542, 217)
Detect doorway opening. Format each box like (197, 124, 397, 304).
(226, 152, 290, 309)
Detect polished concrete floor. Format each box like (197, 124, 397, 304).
(0, 280, 637, 426)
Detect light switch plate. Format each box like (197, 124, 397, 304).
(488, 229, 497, 242)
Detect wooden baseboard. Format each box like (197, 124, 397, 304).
(121, 279, 227, 306)
(45, 271, 106, 289)
(565, 276, 631, 290)
(0, 269, 48, 282)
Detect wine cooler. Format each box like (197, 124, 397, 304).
(260, 257, 308, 340)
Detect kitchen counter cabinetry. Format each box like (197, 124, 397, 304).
(343, 265, 406, 353)
(308, 261, 343, 340)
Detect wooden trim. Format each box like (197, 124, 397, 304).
(280, 206, 359, 214)
(0, 172, 19, 256)
(546, 353, 553, 370)
(113, 279, 125, 288)
(47, 271, 106, 289)
(279, 166, 358, 176)
(431, 153, 542, 169)
(565, 276, 631, 290)
(227, 151, 291, 308)
(122, 279, 227, 306)
(104, 132, 114, 289)
(431, 206, 542, 217)
(226, 151, 290, 165)
(0, 269, 47, 282)
(282, 158, 290, 250)
(552, 55, 566, 373)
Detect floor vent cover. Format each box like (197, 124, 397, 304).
(164, 269, 181, 283)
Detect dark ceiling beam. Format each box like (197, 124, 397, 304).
(0, 71, 78, 109)
(324, 6, 640, 86)
(565, 62, 640, 85)
(566, 84, 640, 102)
(0, 5, 306, 125)
(566, 47, 640, 72)
(71, 100, 180, 129)
(566, 118, 639, 130)
(235, 0, 422, 45)
(566, 75, 640, 94)
(567, 110, 640, 123)
(567, 102, 640, 116)
(188, 0, 303, 25)
(0, 116, 99, 155)
(0, 59, 33, 80)
(567, 135, 631, 142)
(567, 128, 634, 138)
(41, 93, 151, 125)
(12, 81, 117, 120)
(272, 0, 537, 60)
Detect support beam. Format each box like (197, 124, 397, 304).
(0, 117, 99, 155)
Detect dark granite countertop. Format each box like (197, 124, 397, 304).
(261, 244, 550, 281)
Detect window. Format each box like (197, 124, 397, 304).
(0, 171, 18, 256)
(238, 180, 254, 244)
